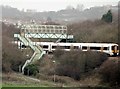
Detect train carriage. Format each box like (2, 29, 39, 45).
(15, 41, 119, 56)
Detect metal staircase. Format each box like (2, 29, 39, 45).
(17, 34, 44, 73)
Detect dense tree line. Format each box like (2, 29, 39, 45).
(68, 19, 118, 43)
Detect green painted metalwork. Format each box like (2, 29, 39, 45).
(17, 34, 44, 73)
(15, 24, 74, 40)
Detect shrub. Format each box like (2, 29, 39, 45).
(99, 59, 120, 87)
(24, 64, 39, 76)
(2, 38, 26, 72)
(53, 48, 65, 60)
(53, 50, 108, 80)
(36, 73, 75, 84)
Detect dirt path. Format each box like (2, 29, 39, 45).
(16, 73, 41, 82)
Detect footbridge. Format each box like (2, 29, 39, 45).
(14, 23, 74, 73)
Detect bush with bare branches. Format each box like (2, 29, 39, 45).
(2, 23, 26, 72)
(99, 59, 120, 87)
(53, 50, 108, 80)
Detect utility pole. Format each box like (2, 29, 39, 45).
(52, 60, 56, 83)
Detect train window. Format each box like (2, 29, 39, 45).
(74, 46, 79, 49)
(43, 45, 48, 48)
(58, 46, 64, 49)
(54, 46, 67, 49)
(112, 46, 114, 50)
(112, 46, 118, 50)
(65, 46, 70, 49)
(90, 47, 101, 50)
(82, 46, 87, 50)
(52, 46, 57, 49)
(104, 47, 109, 50)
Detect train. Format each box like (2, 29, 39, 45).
(14, 41, 119, 56)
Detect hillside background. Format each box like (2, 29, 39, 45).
(1, 5, 118, 24)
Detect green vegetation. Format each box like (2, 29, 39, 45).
(2, 82, 53, 87)
(101, 10, 112, 23)
(24, 64, 39, 76)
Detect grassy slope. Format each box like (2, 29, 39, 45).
(2, 73, 60, 87)
(2, 72, 103, 87)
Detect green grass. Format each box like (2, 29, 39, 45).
(2, 84, 51, 87)
(2, 80, 59, 87)
(2, 82, 54, 87)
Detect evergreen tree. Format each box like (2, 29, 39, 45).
(101, 10, 112, 23)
